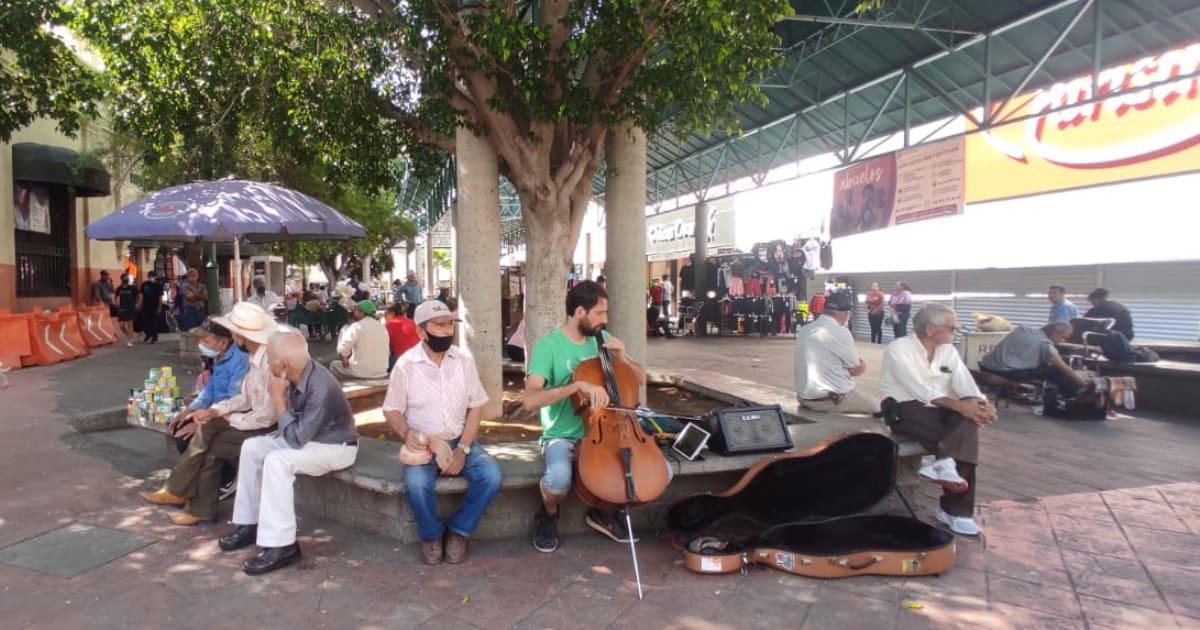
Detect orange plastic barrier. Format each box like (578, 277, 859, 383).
(0, 313, 32, 370)
(24, 311, 67, 367)
(57, 309, 90, 359)
(76, 304, 116, 347)
(97, 306, 119, 339)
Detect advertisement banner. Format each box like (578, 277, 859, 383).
(830, 136, 964, 238)
(966, 43, 1200, 203)
(646, 198, 736, 261)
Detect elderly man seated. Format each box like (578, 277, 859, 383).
(330, 300, 389, 381)
(793, 291, 879, 415)
(979, 322, 1087, 396)
(881, 303, 997, 536)
(140, 306, 277, 525)
(219, 329, 359, 575)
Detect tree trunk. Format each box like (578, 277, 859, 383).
(521, 207, 575, 359)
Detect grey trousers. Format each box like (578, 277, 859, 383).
(890, 401, 979, 517)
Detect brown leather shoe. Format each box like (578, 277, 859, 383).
(421, 538, 443, 565)
(169, 512, 207, 526)
(140, 489, 185, 506)
(444, 532, 467, 564)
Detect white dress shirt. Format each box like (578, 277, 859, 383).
(880, 335, 983, 405)
(382, 343, 489, 440)
(794, 315, 860, 398)
(211, 345, 277, 430)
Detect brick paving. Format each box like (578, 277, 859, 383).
(1, 337, 1199, 628)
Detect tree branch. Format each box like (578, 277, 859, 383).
(377, 100, 455, 153)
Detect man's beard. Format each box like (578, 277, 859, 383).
(579, 322, 604, 337)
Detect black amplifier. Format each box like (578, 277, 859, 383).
(706, 405, 793, 455)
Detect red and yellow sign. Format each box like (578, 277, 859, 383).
(966, 43, 1200, 203)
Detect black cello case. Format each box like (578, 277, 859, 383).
(668, 431, 956, 578)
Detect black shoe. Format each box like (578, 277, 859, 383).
(218, 524, 257, 552)
(585, 509, 639, 543)
(242, 543, 301, 575)
(532, 507, 559, 553)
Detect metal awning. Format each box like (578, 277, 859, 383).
(12, 142, 111, 197)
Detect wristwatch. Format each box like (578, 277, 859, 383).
(459, 443, 472, 455)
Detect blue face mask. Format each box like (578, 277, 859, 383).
(198, 343, 221, 358)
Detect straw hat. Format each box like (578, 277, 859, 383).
(212, 302, 279, 344)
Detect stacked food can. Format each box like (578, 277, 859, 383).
(127, 366, 185, 424)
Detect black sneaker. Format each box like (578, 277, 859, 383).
(218, 479, 237, 502)
(585, 509, 639, 543)
(532, 507, 559, 553)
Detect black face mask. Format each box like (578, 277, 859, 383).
(425, 334, 454, 353)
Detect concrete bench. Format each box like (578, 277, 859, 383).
(80, 372, 929, 544)
(296, 418, 926, 544)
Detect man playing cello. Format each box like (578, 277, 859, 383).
(522, 280, 645, 553)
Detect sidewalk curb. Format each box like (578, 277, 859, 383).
(70, 406, 129, 434)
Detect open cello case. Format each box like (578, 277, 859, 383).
(667, 432, 956, 578)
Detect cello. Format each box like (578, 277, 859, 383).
(571, 331, 671, 598)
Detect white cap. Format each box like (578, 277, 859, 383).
(413, 300, 460, 326)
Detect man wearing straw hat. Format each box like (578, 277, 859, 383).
(139, 303, 279, 525)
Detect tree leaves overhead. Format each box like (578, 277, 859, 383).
(71, 0, 404, 191)
(381, 0, 790, 146)
(0, 0, 103, 142)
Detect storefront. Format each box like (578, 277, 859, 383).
(645, 198, 737, 302)
(2, 123, 122, 313)
(815, 41, 1200, 341)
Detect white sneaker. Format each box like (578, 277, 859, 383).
(126, 341, 133, 348)
(919, 457, 966, 487)
(936, 508, 983, 536)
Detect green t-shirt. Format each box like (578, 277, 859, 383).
(527, 328, 607, 441)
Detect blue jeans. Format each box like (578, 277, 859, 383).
(540, 438, 578, 497)
(404, 439, 502, 541)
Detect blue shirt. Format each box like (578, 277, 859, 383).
(189, 345, 250, 411)
(1049, 299, 1080, 323)
(400, 281, 423, 304)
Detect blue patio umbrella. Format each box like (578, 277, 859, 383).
(86, 179, 366, 302)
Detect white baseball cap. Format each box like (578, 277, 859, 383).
(413, 300, 460, 326)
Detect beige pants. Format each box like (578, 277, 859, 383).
(798, 390, 881, 415)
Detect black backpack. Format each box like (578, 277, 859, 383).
(1098, 332, 1146, 363)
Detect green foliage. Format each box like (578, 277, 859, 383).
(272, 182, 415, 279)
(71, 0, 404, 190)
(72, 0, 416, 274)
(431, 248, 452, 271)
(0, 0, 103, 141)
(386, 0, 791, 146)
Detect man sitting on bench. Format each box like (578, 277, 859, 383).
(979, 322, 1087, 396)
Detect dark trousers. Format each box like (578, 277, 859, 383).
(890, 401, 979, 517)
(893, 308, 911, 339)
(165, 418, 273, 519)
(140, 307, 159, 341)
(980, 365, 1083, 397)
(868, 312, 885, 343)
(506, 345, 525, 362)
